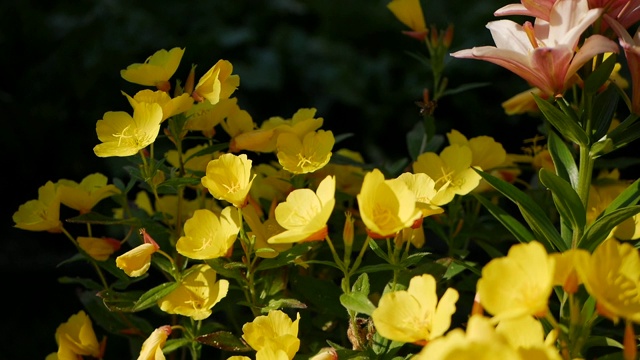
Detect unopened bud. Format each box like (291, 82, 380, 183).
(443, 24, 454, 48)
(624, 321, 637, 360)
(184, 64, 196, 96)
(343, 212, 355, 247)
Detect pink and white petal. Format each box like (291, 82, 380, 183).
(549, 1, 603, 47)
(530, 46, 574, 94)
(493, 4, 531, 17)
(486, 20, 532, 53)
(566, 35, 620, 83)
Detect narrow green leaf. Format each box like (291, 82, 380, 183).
(163, 338, 193, 354)
(538, 168, 586, 231)
(547, 130, 578, 188)
(340, 292, 377, 316)
(475, 169, 566, 251)
(131, 282, 180, 312)
(472, 193, 535, 244)
(184, 142, 229, 162)
(591, 84, 619, 141)
(602, 178, 640, 217)
(534, 95, 589, 146)
(368, 239, 391, 262)
(584, 53, 616, 94)
(580, 206, 640, 251)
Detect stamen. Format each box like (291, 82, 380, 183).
(523, 21, 539, 49)
(113, 125, 133, 146)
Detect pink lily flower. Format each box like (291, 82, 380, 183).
(604, 14, 640, 113)
(495, 0, 640, 31)
(451, 0, 618, 96)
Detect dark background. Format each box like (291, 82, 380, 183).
(1, 0, 555, 358)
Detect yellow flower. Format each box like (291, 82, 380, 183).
(155, 194, 221, 227)
(57, 173, 120, 213)
(495, 316, 562, 360)
(193, 59, 240, 105)
(371, 274, 459, 344)
(137, 325, 171, 360)
(550, 248, 590, 294)
(587, 170, 638, 241)
(158, 264, 229, 320)
(268, 175, 336, 244)
(116, 242, 158, 277)
(575, 238, 640, 324)
(241, 310, 301, 360)
(501, 88, 543, 115)
(446, 129, 506, 171)
(176, 207, 241, 260)
(77, 236, 121, 261)
(387, 0, 428, 39)
(120, 47, 184, 91)
(308, 148, 366, 197)
(123, 89, 193, 122)
(184, 97, 241, 138)
(356, 168, 422, 239)
(230, 108, 323, 153)
(13, 181, 62, 233)
(414, 315, 518, 360)
(396, 172, 451, 217)
(477, 241, 555, 321)
(413, 144, 482, 199)
(249, 162, 293, 205)
(93, 102, 163, 157)
(276, 130, 335, 174)
(201, 153, 256, 208)
(220, 99, 255, 138)
(54, 310, 101, 360)
(242, 204, 291, 258)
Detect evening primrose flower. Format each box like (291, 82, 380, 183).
(77, 236, 121, 261)
(446, 129, 506, 171)
(575, 238, 640, 324)
(116, 230, 160, 277)
(356, 169, 422, 239)
(413, 144, 482, 200)
(276, 130, 335, 174)
(309, 148, 366, 196)
(176, 207, 241, 260)
(123, 89, 193, 122)
(414, 315, 518, 359)
(201, 153, 256, 208)
(396, 172, 451, 218)
(387, 0, 428, 40)
(268, 175, 336, 244)
(53, 310, 101, 360)
(230, 108, 323, 153)
(165, 143, 219, 177)
(13, 181, 62, 233)
(243, 204, 291, 258)
(249, 163, 292, 205)
(184, 97, 240, 137)
(451, 0, 617, 96)
(550, 248, 590, 294)
(495, 315, 563, 360)
(93, 102, 163, 157)
(371, 274, 459, 344)
(120, 47, 184, 92)
(192, 59, 240, 105)
(477, 241, 555, 321)
(241, 310, 301, 360)
(158, 264, 229, 320)
(137, 325, 171, 360)
(57, 173, 120, 213)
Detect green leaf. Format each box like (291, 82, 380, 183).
(184, 142, 229, 163)
(605, 116, 640, 153)
(538, 168, 586, 232)
(472, 193, 535, 244)
(162, 338, 192, 354)
(547, 130, 578, 188)
(602, 178, 640, 217)
(352, 273, 370, 296)
(399, 251, 431, 267)
(368, 239, 391, 262)
(340, 292, 377, 316)
(156, 176, 203, 192)
(261, 298, 308, 312)
(580, 206, 640, 251)
(131, 282, 181, 312)
(584, 53, 616, 95)
(474, 169, 566, 251)
(355, 263, 404, 274)
(195, 331, 252, 352)
(255, 242, 317, 271)
(534, 95, 589, 146)
(591, 84, 619, 142)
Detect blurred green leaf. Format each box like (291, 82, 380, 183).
(547, 130, 578, 188)
(534, 95, 589, 146)
(579, 206, 640, 251)
(538, 168, 585, 234)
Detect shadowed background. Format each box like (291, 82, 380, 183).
(1, 1, 556, 358)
